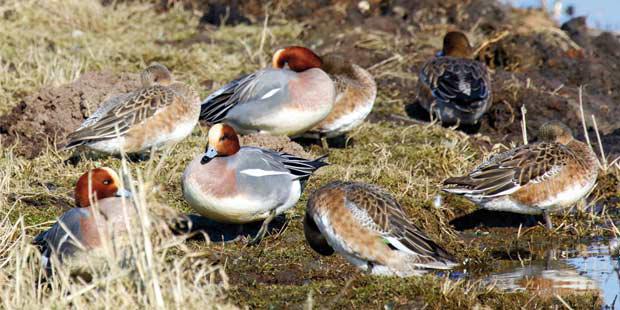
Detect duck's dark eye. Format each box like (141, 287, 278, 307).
(103, 179, 112, 185)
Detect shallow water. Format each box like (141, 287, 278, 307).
(486, 240, 620, 308)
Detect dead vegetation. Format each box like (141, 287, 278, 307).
(0, 0, 618, 308)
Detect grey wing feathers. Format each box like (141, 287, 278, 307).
(199, 73, 252, 123)
(200, 69, 293, 123)
(268, 152, 329, 181)
(32, 209, 87, 270)
(249, 149, 328, 191)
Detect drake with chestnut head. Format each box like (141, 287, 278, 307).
(301, 52, 377, 148)
(33, 167, 135, 272)
(418, 31, 492, 127)
(182, 124, 328, 245)
(199, 46, 336, 137)
(443, 121, 599, 229)
(64, 63, 201, 155)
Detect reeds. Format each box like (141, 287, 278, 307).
(0, 152, 230, 308)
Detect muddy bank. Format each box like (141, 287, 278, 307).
(0, 71, 141, 158)
(4, 0, 620, 158)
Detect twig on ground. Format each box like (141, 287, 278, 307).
(578, 86, 592, 147)
(366, 54, 402, 72)
(473, 30, 510, 57)
(520, 105, 528, 145)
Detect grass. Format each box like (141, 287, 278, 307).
(0, 0, 618, 308)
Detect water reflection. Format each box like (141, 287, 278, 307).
(487, 241, 619, 307)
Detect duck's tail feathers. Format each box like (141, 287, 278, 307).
(32, 231, 53, 273)
(62, 139, 86, 150)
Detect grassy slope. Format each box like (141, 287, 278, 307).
(0, 0, 615, 308)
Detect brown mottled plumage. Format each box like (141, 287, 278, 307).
(64, 63, 200, 154)
(306, 181, 456, 276)
(304, 53, 377, 141)
(443, 121, 599, 228)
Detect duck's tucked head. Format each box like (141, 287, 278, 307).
(272, 46, 323, 72)
(303, 213, 335, 256)
(442, 31, 473, 58)
(141, 63, 172, 87)
(202, 124, 240, 164)
(539, 121, 574, 144)
(75, 167, 128, 208)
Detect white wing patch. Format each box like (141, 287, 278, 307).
(458, 80, 471, 96)
(240, 169, 289, 177)
(384, 236, 417, 256)
(260, 88, 281, 100)
(41, 254, 50, 269)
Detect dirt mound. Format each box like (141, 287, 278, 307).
(0, 71, 140, 158)
(479, 69, 619, 143)
(473, 17, 620, 155)
(239, 134, 311, 158)
(6, 0, 620, 159)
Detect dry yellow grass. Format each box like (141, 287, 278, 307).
(0, 0, 617, 308)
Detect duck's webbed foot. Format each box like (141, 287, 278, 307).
(247, 210, 277, 246)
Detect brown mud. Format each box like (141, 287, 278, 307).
(0, 71, 141, 158)
(4, 0, 620, 159)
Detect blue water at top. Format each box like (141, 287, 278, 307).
(508, 0, 620, 30)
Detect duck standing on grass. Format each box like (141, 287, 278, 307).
(33, 168, 135, 273)
(304, 181, 457, 276)
(418, 31, 492, 127)
(442, 121, 599, 229)
(300, 53, 377, 148)
(63, 63, 201, 154)
(182, 124, 327, 245)
(199, 46, 336, 137)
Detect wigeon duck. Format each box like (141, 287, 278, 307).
(443, 121, 599, 229)
(418, 31, 492, 126)
(33, 167, 134, 271)
(182, 124, 328, 244)
(305, 181, 457, 276)
(199, 46, 336, 137)
(64, 63, 201, 154)
(301, 53, 377, 146)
